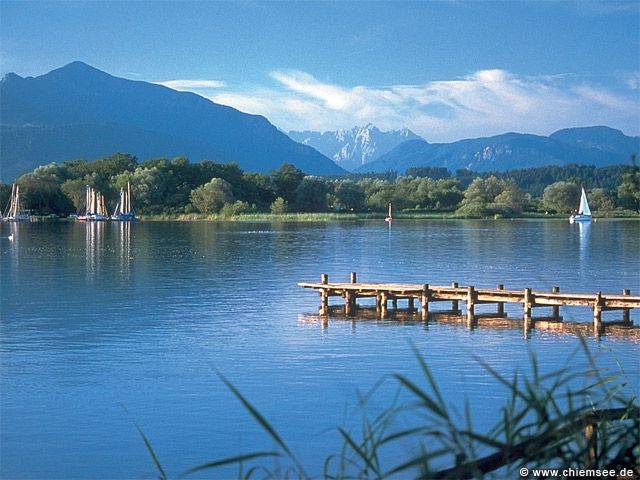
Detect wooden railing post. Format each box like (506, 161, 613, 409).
(622, 288, 631, 323)
(497, 283, 504, 316)
(451, 282, 459, 312)
(552, 286, 560, 318)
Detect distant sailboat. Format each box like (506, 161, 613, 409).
(2, 184, 30, 221)
(111, 182, 135, 221)
(385, 202, 393, 222)
(78, 186, 109, 221)
(569, 187, 592, 223)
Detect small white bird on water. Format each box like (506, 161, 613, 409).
(7, 234, 14, 241)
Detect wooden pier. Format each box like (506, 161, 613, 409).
(298, 273, 640, 335)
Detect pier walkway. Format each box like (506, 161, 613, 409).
(298, 273, 639, 334)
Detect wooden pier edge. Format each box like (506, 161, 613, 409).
(301, 273, 639, 334)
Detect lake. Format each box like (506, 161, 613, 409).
(1, 219, 638, 479)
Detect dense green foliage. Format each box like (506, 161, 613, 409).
(2, 154, 639, 217)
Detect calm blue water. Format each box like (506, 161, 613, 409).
(1, 219, 638, 479)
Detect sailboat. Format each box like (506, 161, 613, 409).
(111, 182, 135, 221)
(78, 186, 109, 221)
(385, 202, 393, 222)
(569, 187, 592, 223)
(2, 184, 30, 221)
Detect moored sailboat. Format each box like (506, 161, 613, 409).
(385, 202, 393, 222)
(78, 186, 109, 221)
(2, 184, 30, 221)
(569, 187, 592, 223)
(111, 182, 135, 221)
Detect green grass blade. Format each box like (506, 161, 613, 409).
(217, 371, 308, 479)
(181, 452, 280, 477)
(135, 424, 167, 480)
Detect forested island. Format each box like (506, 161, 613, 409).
(2, 154, 639, 219)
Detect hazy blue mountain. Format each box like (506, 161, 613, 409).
(0, 61, 345, 181)
(358, 128, 638, 173)
(550, 126, 640, 157)
(288, 124, 421, 171)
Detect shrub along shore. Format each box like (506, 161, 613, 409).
(2, 153, 639, 219)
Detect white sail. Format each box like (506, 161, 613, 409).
(578, 187, 591, 216)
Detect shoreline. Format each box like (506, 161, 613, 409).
(135, 211, 640, 222)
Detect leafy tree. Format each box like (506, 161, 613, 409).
(588, 188, 614, 214)
(294, 176, 329, 212)
(542, 181, 580, 213)
(219, 200, 252, 217)
(270, 164, 305, 203)
(0, 183, 12, 213)
(617, 156, 640, 212)
(492, 182, 528, 215)
(270, 197, 288, 214)
(17, 173, 74, 215)
(333, 180, 365, 211)
(190, 178, 234, 213)
(61, 178, 87, 212)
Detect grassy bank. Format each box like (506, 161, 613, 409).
(137, 210, 640, 222)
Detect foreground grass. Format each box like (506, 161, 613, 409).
(138, 210, 640, 222)
(139, 339, 639, 479)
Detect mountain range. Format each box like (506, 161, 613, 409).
(288, 125, 420, 171)
(357, 127, 639, 173)
(0, 61, 345, 182)
(0, 62, 638, 182)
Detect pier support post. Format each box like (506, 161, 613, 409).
(421, 284, 430, 321)
(408, 297, 415, 312)
(392, 297, 398, 310)
(622, 289, 631, 323)
(497, 283, 505, 316)
(344, 291, 353, 316)
(380, 291, 388, 318)
(523, 287, 533, 320)
(350, 272, 357, 284)
(593, 291, 603, 334)
(451, 282, 459, 312)
(466, 286, 475, 325)
(375, 293, 382, 312)
(552, 286, 560, 318)
(348, 272, 358, 313)
(319, 274, 329, 315)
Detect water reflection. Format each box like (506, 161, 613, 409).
(85, 221, 105, 282)
(115, 221, 132, 280)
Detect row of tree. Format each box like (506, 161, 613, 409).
(1, 154, 639, 217)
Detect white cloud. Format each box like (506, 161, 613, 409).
(204, 69, 638, 141)
(157, 79, 226, 90)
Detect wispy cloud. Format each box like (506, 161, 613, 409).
(157, 79, 226, 90)
(204, 69, 638, 141)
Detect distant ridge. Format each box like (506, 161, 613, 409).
(289, 124, 421, 171)
(357, 127, 639, 173)
(0, 61, 345, 181)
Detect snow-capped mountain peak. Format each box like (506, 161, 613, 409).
(288, 124, 423, 171)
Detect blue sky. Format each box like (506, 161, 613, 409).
(1, 1, 638, 141)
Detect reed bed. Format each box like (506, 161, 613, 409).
(139, 338, 638, 479)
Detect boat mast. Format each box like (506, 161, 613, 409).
(7, 184, 16, 217)
(13, 185, 22, 216)
(127, 181, 132, 214)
